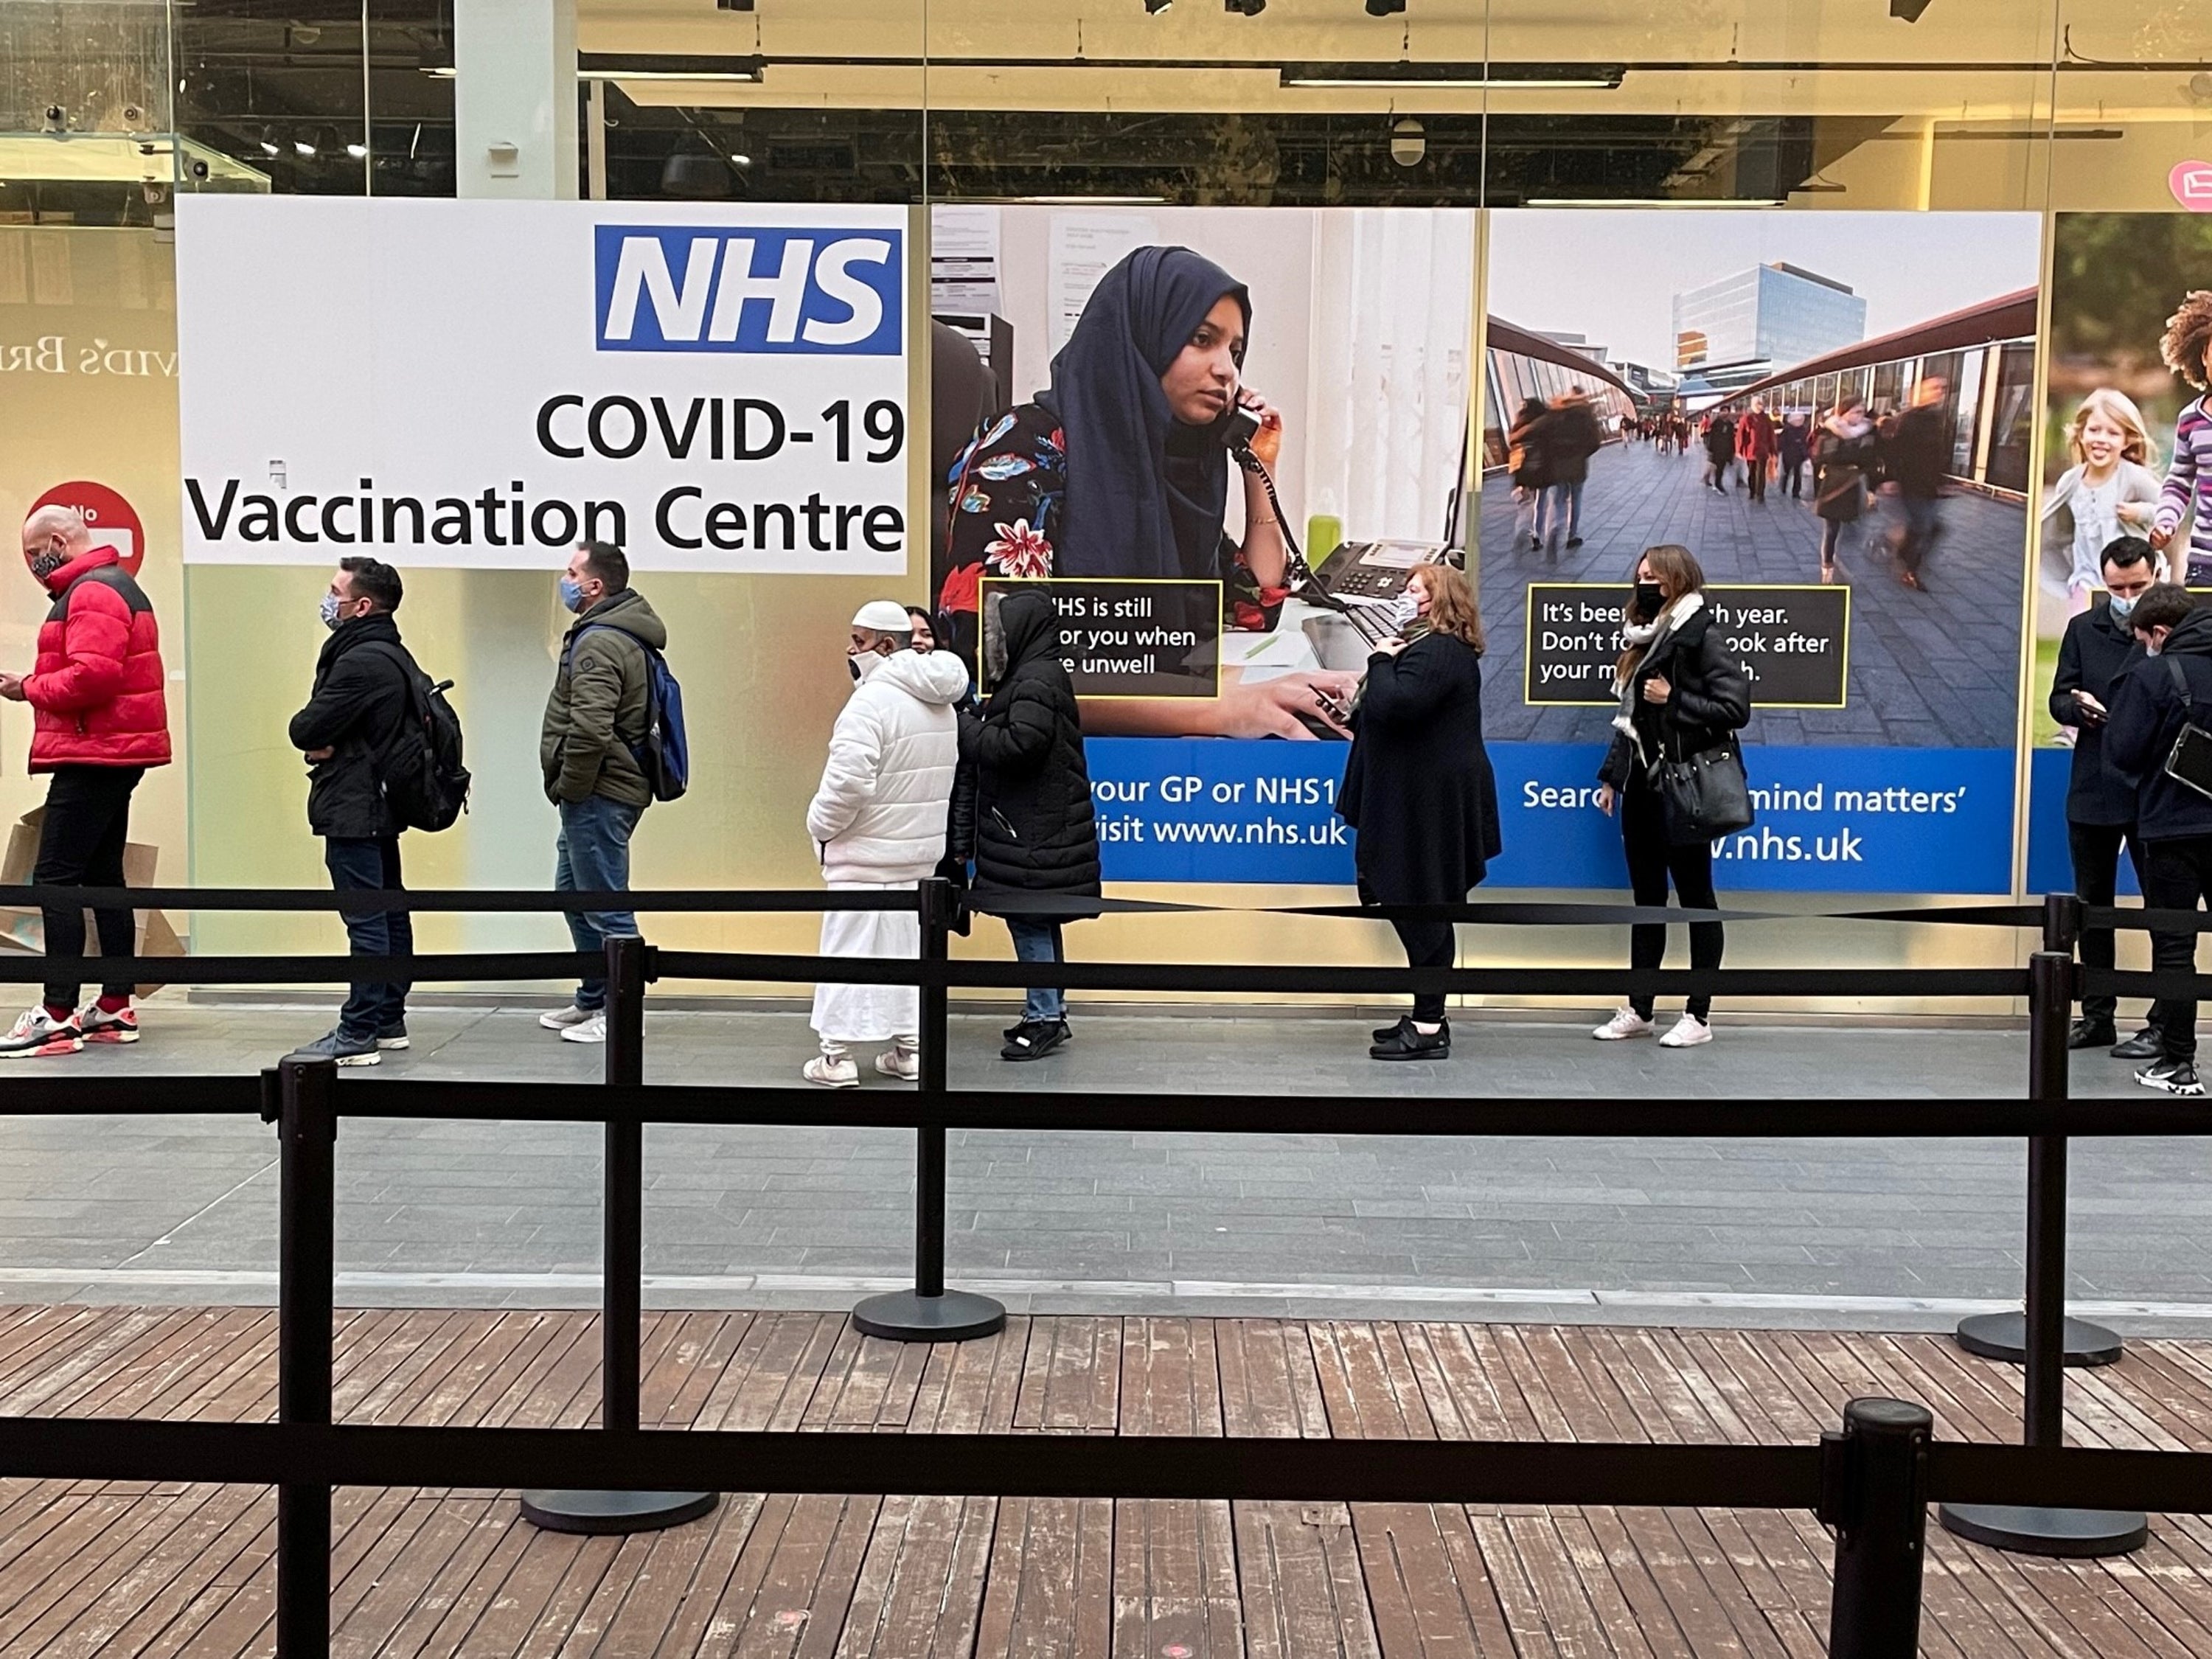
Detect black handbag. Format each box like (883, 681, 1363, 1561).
(1658, 740, 1754, 846)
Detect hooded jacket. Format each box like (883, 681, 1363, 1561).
(807, 648, 970, 883)
(2106, 605, 2212, 843)
(952, 588, 1101, 900)
(288, 610, 417, 840)
(540, 587, 667, 810)
(24, 546, 171, 772)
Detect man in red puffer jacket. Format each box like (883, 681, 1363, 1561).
(0, 504, 171, 1057)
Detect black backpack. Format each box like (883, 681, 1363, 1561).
(366, 642, 470, 832)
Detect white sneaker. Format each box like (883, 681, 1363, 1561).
(539, 1004, 594, 1031)
(804, 1054, 860, 1088)
(875, 1046, 920, 1081)
(1592, 1007, 1654, 1040)
(559, 1013, 607, 1045)
(1659, 1014, 1714, 1048)
(0, 1005, 83, 1059)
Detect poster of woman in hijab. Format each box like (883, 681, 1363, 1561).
(926, 207, 1477, 883)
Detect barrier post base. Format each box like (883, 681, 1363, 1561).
(520, 1488, 718, 1536)
(1938, 1502, 2147, 1559)
(852, 1288, 1006, 1343)
(1955, 1310, 2123, 1368)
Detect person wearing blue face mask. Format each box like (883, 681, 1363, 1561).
(284, 556, 420, 1067)
(2051, 534, 2162, 1057)
(538, 540, 668, 1043)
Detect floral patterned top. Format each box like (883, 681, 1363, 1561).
(937, 403, 1287, 633)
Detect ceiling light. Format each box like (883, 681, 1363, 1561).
(1281, 62, 1624, 89)
(345, 140, 369, 159)
(1523, 197, 1783, 209)
(729, 151, 753, 167)
(1225, 0, 1266, 15)
(1146, 0, 1172, 11)
(1890, 0, 1933, 18)
(257, 128, 280, 157)
(1366, 0, 1407, 13)
(293, 136, 316, 157)
(716, 0, 755, 9)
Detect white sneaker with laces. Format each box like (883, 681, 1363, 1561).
(539, 1004, 594, 1031)
(875, 1046, 920, 1081)
(1592, 1007, 1654, 1041)
(1659, 1014, 1713, 1048)
(559, 1013, 607, 1045)
(804, 1054, 860, 1088)
(0, 1006, 82, 1059)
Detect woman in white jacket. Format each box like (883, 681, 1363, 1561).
(804, 600, 972, 1087)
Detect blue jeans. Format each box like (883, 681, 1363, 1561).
(555, 795, 641, 1010)
(325, 835, 411, 1040)
(1007, 917, 1065, 1024)
(1539, 479, 1583, 544)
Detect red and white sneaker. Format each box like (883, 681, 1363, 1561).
(77, 1003, 140, 1045)
(0, 1006, 84, 1059)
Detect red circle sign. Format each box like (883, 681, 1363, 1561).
(27, 480, 145, 576)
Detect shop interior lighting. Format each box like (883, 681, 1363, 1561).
(1145, 0, 1172, 12)
(345, 139, 369, 159)
(1890, 0, 1933, 19)
(1225, 0, 1266, 15)
(1283, 63, 1624, 89)
(1523, 196, 1784, 208)
(257, 128, 280, 157)
(293, 134, 316, 157)
(1366, 0, 1407, 13)
(729, 151, 754, 167)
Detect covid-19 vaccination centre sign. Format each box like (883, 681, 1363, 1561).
(173, 197, 911, 574)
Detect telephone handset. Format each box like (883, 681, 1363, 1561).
(1211, 403, 1262, 456)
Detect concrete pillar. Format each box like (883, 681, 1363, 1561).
(452, 0, 578, 949)
(453, 0, 578, 201)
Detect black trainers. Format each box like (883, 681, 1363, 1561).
(1003, 1019, 1071, 1045)
(1371, 1020, 1450, 1062)
(2137, 1058, 2203, 1096)
(1001, 1019, 1070, 1062)
(2112, 1029, 2163, 1061)
(2067, 1018, 2118, 1051)
(1565, 536, 1585, 549)
(1371, 1013, 1413, 1043)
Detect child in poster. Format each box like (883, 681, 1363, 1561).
(2152, 291, 2212, 582)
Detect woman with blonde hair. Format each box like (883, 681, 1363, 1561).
(1590, 545, 1750, 1048)
(2043, 388, 2164, 611)
(1337, 563, 1502, 1062)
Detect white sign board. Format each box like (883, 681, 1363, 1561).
(174, 197, 911, 574)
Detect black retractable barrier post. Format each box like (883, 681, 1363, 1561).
(1823, 1397, 1930, 1659)
(1940, 948, 2146, 1558)
(522, 935, 717, 1535)
(276, 1057, 335, 1659)
(853, 877, 1006, 1342)
(1956, 894, 2124, 1368)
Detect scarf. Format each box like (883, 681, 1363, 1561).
(1612, 591, 1705, 773)
(1034, 245, 1251, 581)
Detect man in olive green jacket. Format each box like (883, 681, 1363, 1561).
(538, 541, 667, 1043)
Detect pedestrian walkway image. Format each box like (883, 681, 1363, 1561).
(1477, 438, 2028, 751)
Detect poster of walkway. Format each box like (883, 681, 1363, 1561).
(1479, 210, 2042, 894)
(2025, 212, 2212, 897)
(928, 206, 1476, 883)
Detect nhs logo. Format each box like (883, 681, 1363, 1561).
(593, 224, 902, 355)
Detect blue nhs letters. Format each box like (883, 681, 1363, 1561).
(593, 225, 902, 355)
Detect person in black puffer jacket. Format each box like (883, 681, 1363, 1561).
(285, 556, 422, 1066)
(1591, 544, 1751, 1050)
(950, 585, 1099, 1061)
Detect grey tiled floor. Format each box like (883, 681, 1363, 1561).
(1, 998, 2205, 1333)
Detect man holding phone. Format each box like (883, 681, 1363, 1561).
(2104, 579, 2212, 1096)
(2051, 535, 2160, 1056)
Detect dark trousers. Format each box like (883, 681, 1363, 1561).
(1746, 458, 1768, 501)
(2143, 836, 2212, 1062)
(1391, 919, 1456, 1023)
(1782, 459, 1806, 496)
(1621, 774, 1723, 1020)
(1896, 495, 1941, 574)
(33, 764, 145, 1009)
(2069, 820, 2148, 1026)
(325, 835, 411, 1040)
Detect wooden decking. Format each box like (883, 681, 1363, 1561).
(4, 1304, 2212, 1655)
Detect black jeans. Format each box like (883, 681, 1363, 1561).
(1391, 919, 1456, 1023)
(1621, 773, 1723, 1020)
(1747, 458, 1768, 501)
(1782, 459, 1805, 496)
(33, 765, 145, 1009)
(2143, 836, 2212, 1062)
(325, 835, 412, 1040)
(2069, 820, 2148, 1026)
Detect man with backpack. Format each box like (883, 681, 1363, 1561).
(286, 556, 425, 1067)
(539, 540, 675, 1045)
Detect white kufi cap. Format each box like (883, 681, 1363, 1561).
(852, 599, 915, 631)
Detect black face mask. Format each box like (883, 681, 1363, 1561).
(1634, 581, 1665, 619)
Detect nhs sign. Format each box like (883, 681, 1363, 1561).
(593, 225, 902, 355)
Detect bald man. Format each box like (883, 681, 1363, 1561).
(0, 505, 172, 1058)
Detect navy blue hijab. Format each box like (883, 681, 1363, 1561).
(1034, 246, 1251, 582)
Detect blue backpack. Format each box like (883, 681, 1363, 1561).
(569, 624, 689, 802)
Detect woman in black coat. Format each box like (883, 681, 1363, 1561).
(1336, 564, 1502, 1062)
(1592, 545, 1751, 1048)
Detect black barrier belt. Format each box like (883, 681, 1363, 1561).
(2083, 903, 2212, 935)
(0, 949, 2031, 1000)
(1, 1419, 2207, 1514)
(14, 1075, 2209, 1136)
(0, 883, 2043, 931)
(2079, 968, 2212, 999)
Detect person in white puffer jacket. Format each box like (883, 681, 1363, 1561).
(803, 599, 971, 1087)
